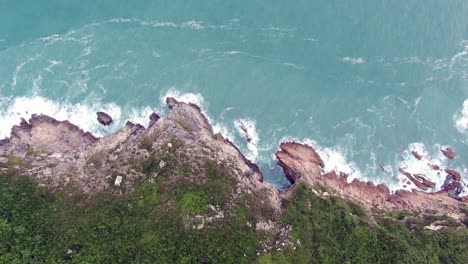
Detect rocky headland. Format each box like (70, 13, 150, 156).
(0, 98, 467, 227)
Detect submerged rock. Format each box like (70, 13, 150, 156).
(411, 151, 423, 160)
(97, 112, 113, 126)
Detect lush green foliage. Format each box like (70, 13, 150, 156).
(0, 172, 257, 263)
(265, 184, 468, 264)
(1, 173, 467, 263)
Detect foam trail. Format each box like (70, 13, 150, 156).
(454, 99, 468, 134)
(342, 56, 366, 64)
(234, 118, 260, 161)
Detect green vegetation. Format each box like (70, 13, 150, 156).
(265, 184, 468, 264)
(0, 172, 467, 263)
(0, 160, 257, 263)
(7, 156, 21, 165)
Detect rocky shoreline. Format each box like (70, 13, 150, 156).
(0, 98, 467, 223)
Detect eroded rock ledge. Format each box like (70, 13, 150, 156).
(276, 142, 467, 221)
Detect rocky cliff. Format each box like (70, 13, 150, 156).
(0, 98, 280, 211)
(276, 142, 468, 222)
(0, 98, 467, 226)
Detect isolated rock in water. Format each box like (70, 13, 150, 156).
(166, 97, 179, 109)
(411, 151, 423, 160)
(441, 147, 456, 159)
(398, 168, 435, 190)
(148, 112, 161, 128)
(236, 119, 253, 143)
(445, 168, 462, 182)
(428, 164, 441, 171)
(97, 112, 113, 126)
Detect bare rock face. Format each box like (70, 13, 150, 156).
(0, 97, 280, 211)
(9, 114, 97, 153)
(276, 142, 324, 184)
(276, 141, 467, 219)
(97, 112, 113, 126)
(148, 112, 160, 128)
(441, 147, 456, 159)
(166, 97, 179, 109)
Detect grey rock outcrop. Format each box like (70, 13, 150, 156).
(97, 112, 113, 126)
(0, 97, 280, 209)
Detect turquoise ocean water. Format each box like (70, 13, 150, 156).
(1, 1, 467, 192)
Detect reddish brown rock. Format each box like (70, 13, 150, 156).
(276, 142, 324, 184)
(148, 113, 160, 128)
(441, 147, 456, 159)
(276, 141, 467, 219)
(444, 168, 461, 182)
(428, 164, 441, 171)
(398, 168, 435, 190)
(411, 151, 423, 160)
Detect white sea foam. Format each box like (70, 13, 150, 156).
(181, 21, 205, 30)
(278, 137, 365, 183)
(234, 118, 260, 161)
(12, 54, 40, 88)
(0, 96, 158, 139)
(342, 56, 366, 64)
(303, 37, 318, 42)
(454, 99, 468, 134)
(394, 142, 466, 194)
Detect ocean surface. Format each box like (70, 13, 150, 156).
(1, 1, 467, 193)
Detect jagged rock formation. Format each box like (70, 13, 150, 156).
(0, 98, 466, 226)
(276, 142, 467, 221)
(0, 98, 280, 211)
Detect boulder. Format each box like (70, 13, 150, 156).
(411, 151, 423, 160)
(399, 168, 435, 190)
(276, 142, 324, 184)
(428, 164, 441, 171)
(148, 113, 160, 128)
(441, 147, 456, 159)
(444, 168, 461, 182)
(97, 112, 113, 126)
(166, 97, 179, 109)
(114, 176, 123, 187)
